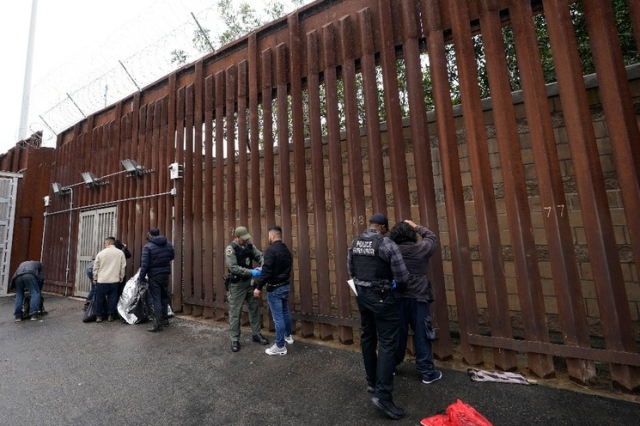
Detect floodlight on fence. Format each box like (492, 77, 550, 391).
(51, 182, 70, 196)
(169, 162, 183, 180)
(81, 172, 107, 188)
(121, 159, 154, 177)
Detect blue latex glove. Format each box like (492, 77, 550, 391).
(391, 280, 397, 291)
(252, 269, 261, 277)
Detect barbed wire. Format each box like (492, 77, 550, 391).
(27, 0, 307, 146)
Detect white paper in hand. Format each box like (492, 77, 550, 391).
(347, 279, 357, 296)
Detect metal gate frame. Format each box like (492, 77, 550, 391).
(0, 172, 23, 294)
(75, 206, 117, 297)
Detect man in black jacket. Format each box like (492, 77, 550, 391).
(139, 228, 175, 332)
(253, 226, 293, 356)
(115, 239, 132, 298)
(11, 261, 45, 321)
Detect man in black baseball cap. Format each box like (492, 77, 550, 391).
(368, 212, 389, 231)
(347, 213, 410, 419)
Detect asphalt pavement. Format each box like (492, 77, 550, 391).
(1, 293, 639, 426)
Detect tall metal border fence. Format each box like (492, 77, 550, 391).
(41, 0, 640, 391)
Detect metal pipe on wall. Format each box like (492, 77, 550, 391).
(44, 190, 173, 217)
(64, 188, 73, 296)
(40, 209, 47, 263)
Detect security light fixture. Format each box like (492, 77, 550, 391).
(121, 159, 154, 177)
(169, 162, 184, 180)
(82, 172, 105, 188)
(51, 182, 70, 196)
(52, 182, 62, 194)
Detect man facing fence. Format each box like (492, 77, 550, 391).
(253, 225, 294, 356)
(93, 237, 126, 323)
(347, 213, 410, 420)
(139, 228, 175, 332)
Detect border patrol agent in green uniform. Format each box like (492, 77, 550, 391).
(225, 226, 269, 352)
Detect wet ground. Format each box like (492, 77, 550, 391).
(1, 293, 639, 425)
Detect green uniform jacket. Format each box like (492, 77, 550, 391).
(224, 241, 263, 283)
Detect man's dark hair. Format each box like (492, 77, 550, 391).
(268, 226, 283, 238)
(389, 222, 417, 245)
(105, 236, 116, 245)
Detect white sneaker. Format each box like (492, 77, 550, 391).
(285, 335, 294, 345)
(265, 344, 287, 356)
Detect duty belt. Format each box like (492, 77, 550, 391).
(356, 279, 392, 290)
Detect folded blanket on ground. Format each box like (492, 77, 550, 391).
(467, 368, 537, 385)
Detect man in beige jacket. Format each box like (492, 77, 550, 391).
(92, 237, 126, 322)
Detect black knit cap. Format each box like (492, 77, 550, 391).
(149, 228, 160, 236)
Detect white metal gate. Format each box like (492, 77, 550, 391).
(0, 172, 22, 294)
(75, 207, 117, 297)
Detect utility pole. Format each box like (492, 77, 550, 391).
(18, 0, 39, 141)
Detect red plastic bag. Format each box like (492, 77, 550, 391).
(421, 400, 492, 426)
(421, 413, 453, 426)
(447, 399, 493, 426)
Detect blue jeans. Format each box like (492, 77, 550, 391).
(267, 285, 292, 348)
(394, 298, 435, 379)
(356, 285, 399, 403)
(13, 274, 41, 318)
(96, 283, 119, 317)
(86, 282, 96, 303)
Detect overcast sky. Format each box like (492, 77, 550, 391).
(0, 1, 164, 153)
(0, 0, 295, 155)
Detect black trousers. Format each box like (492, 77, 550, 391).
(356, 285, 399, 403)
(148, 274, 170, 321)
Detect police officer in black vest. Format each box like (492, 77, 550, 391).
(225, 226, 269, 352)
(347, 213, 410, 420)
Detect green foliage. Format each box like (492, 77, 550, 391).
(171, 0, 303, 64)
(613, 0, 639, 65)
(264, 0, 286, 22)
(421, 55, 435, 111)
(170, 49, 189, 67)
(569, 0, 639, 75)
(193, 27, 213, 54)
(216, 0, 263, 47)
(173, 0, 638, 146)
(433, 0, 637, 107)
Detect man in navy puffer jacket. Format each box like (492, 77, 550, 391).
(139, 228, 175, 332)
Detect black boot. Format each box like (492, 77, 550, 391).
(147, 318, 163, 332)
